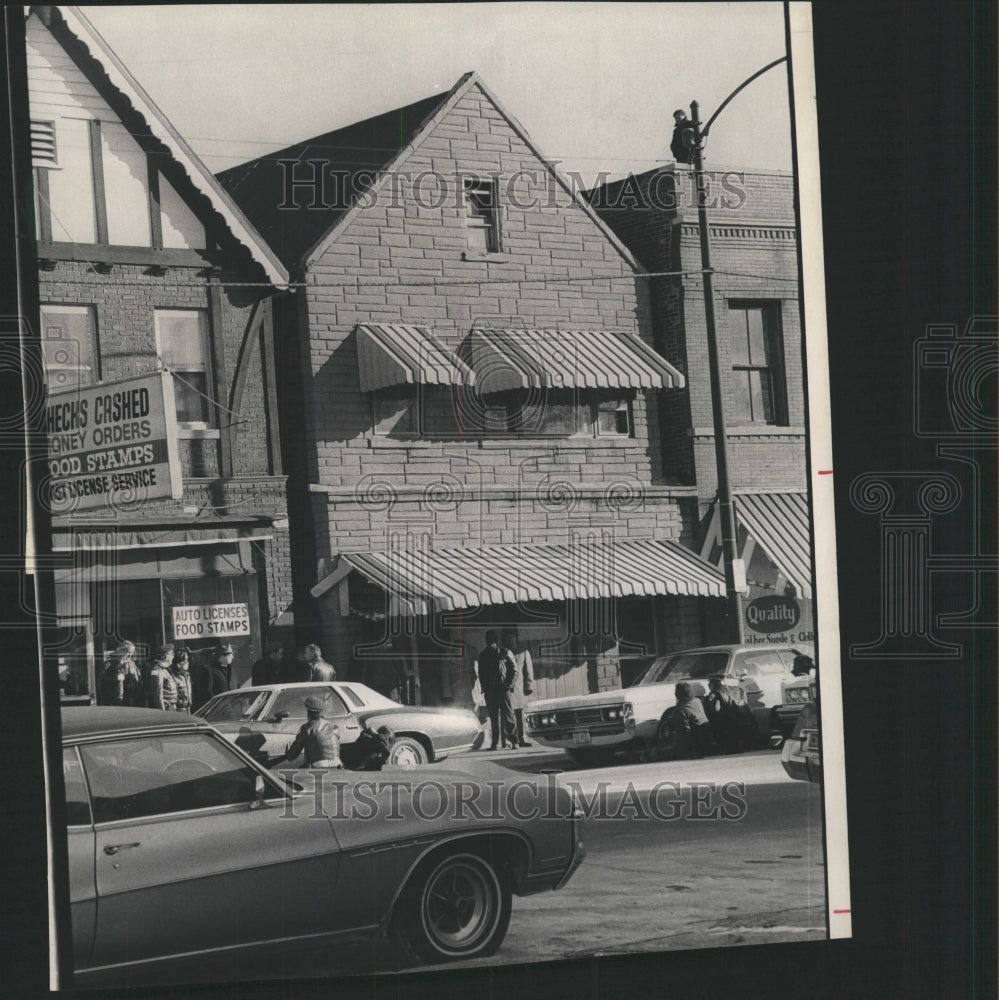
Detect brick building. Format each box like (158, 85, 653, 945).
(219, 72, 729, 705)
(28, 6, 293, 699)
(590, 164, 815, 644)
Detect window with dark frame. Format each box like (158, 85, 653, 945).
(462, 178, 500, 253)
(595, 395, 633, 437)
(154, 309, 215, 430)
(372, 387, 418, 436)
(727, 302, 786, 425)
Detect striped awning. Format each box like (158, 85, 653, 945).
(312, 537, 724, 616)
(356, 324, 475, 392)
(466, 328, 685, 391)
(702, 492, 813, 600)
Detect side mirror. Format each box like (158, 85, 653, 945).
(273, 710, 289, 722)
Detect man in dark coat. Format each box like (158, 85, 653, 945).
(476, 631, 519, 750)
(97, 641, 142, 707)
(670, 109, 697, 163)
(192, 643, 234, 710)
(251, 641, 285, 686)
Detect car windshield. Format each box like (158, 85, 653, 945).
(633, 651, 730, 686)
(198, 690, 268, 723)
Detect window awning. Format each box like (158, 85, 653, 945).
(466, 328, 685, 391)
(356, 324, 475, 391)
(313, 537, 724, 616)
(701, 492, 813, 600)
(51, 525, 272, 552)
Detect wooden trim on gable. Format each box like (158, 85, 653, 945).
(207, 281, 232, 478)
(147, 157, 163, 249)
(88, 119, 109, 245)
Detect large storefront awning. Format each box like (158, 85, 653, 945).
(467, 328, 685, 391)
(356, 323, 476, 391)
(313, 537, 725, 617)
(701, 492, 813, 600)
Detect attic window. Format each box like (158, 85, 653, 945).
(31, 120, 58, 168)
(463, 178, 500, 252)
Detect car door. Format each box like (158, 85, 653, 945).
(62, 747, 98, 971)
(732, 649, 790, 726)
(78, 729, 342, 972)
(260, 686, 359, 763)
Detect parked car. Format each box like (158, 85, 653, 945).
(781, 700, 821, 782)
(773, 671, 818, 737)
(526, 643, 814, 765)
(195, 681, 483, 767)
(58, 707, 585, 986)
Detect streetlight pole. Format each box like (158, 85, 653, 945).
(684, 57, 787, 645)
(689, 99, 744, 643)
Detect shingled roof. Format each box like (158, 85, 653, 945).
(216, 88, 455, 270)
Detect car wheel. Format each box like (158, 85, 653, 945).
(655, 708, 674, 749)
(395, 851, 512, 964)
(388, 736, 429, 767)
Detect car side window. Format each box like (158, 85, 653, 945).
(734, 651, 786, 676)
(79, 732, 260, 823)
(63, 747, 92, 827)
(271, 687, 349, 720)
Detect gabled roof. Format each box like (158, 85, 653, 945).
(217, 71, 642, 274)
(217, 88, 455, 270)
(36, 6, 289, 286)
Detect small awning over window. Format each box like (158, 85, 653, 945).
(313, 537, 724, 617)
(466, 328, 685, 391)
(356, 324, 475, 392)
(701, 492, 813, 600)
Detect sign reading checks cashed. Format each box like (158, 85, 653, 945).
(45, 371, 183, 511)
(172, 603, 251, 639)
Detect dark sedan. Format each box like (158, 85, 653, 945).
(59, 707, 584, 987)
(195, 681, 483, 767)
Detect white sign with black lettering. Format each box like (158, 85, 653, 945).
(172, 603, 250, 639)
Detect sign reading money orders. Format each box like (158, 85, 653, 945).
(45, 371, 183, 511)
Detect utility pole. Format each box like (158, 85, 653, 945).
(679, 57, 788, 644)
(689, 100, 745, 644)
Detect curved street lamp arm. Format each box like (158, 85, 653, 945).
(700, 56, 788, 139)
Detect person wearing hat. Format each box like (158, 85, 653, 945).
(283, 696, 343, 769)
(170, 647, 194, 713)
(97, 640, 142, 707)
(670, 108, 697, 164)
(147, 644, 179, 711)
(191, 643, 235, 711)
(251, 641, 285, 687)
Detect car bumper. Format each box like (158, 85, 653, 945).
(527, 721, 655, 750)
(781, 736, 822, 783)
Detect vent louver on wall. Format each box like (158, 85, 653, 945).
(31, 120, 58, 167)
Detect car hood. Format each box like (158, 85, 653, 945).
(530, 683, 677, 712)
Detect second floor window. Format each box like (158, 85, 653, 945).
(39, 304, 98, 392)
(155, 309, 214, 430)
(727, 302, 786, 425)
(463, 178, 500, 252)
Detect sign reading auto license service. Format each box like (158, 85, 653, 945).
(173, 603, 251, 639)
(45, 371, 182, 511)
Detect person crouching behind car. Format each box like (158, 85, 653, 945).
(353, 725, 395, 770)
(666, 682, 714, 758)
(704, 676, 747, 754)
(284, 696, 343, 769)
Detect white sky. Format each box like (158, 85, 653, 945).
(79, 3, 794, 183)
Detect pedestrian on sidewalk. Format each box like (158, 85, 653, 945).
(146, 644, 178, 711)
(170, 647, 194, 713)
(301, 643, 336, 683)
(476, 631, 518, 750)
(502, 628, 534, 747)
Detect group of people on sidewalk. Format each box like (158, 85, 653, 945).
(97, 639, 340, 713)
(96, 640, 234, 713)
(473, 630, 534, 751)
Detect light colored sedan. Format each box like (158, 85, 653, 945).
(195, 681, 483, 767)
(60, 707, 584, 987)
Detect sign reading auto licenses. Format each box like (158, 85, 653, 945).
(173, 603, 251, 639)
(45, 371, 182, 512)
(745, 595, 801, 633)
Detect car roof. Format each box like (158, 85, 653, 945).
(657, 643, 813, 657)
(61, 707, 210, 741)
(215, 681, 360, 694)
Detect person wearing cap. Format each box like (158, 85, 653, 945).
(300, 643, 336, 683)
(704, 676, 746, 754)
(191, 643, 235, 710)
(97, 640, 142, 707)
(284, 696, 342, 769)
(170, 647, 194, 713)
(147, 644, 179, 711)
(251, 641, 285, 687)
(670, 108, 697, 164)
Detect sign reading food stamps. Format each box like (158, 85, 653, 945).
(44, 371, 183, 511)
(172, 603, 251, 639)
